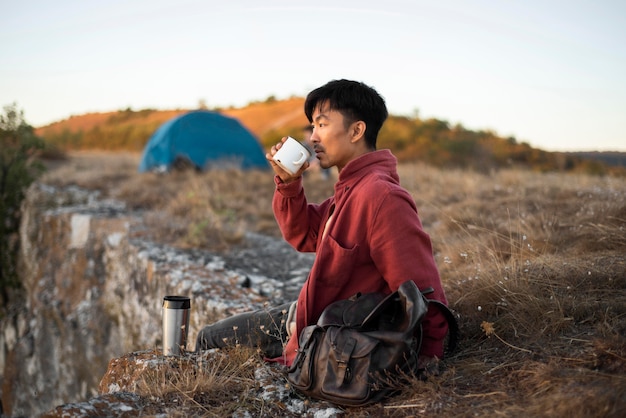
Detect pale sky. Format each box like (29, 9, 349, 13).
(2, 0, 625, 151)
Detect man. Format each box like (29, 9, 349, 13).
(196, 79, 448, 372)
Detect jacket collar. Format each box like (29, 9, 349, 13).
(333, 149, 399, 200)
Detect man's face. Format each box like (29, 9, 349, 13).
(309, 103, 356, 172)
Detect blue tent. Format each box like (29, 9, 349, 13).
(138, 110, 269, 172)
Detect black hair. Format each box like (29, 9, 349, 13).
(304, 79, 388, 149)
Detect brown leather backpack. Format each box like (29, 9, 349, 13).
(286, 280, 458, 406)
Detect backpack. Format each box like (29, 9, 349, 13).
(286, 280, 458, 406)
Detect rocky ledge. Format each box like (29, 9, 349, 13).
(1, 183, 323, 417)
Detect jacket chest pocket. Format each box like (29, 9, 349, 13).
(316, 235, 359, 287)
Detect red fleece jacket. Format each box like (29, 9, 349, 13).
(273, 150, 449, 366)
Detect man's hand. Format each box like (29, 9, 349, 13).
(266, 137, 309, 183)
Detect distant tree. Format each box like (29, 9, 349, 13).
(0, 103, 45, 306)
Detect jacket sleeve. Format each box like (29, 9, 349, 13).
(272, 175, 331, 253)
(368, 188, 449, 358)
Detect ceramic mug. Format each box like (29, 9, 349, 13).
(272, 137, 311, 175)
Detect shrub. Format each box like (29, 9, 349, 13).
(0, 103, 45, 306)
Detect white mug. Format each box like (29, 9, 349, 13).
(272, 136, 311, 175)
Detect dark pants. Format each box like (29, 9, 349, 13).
(195, 302, 292, 359)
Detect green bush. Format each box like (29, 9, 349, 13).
(0, 103, 45, 306)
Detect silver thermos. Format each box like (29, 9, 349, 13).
(162, 295, 190, 356)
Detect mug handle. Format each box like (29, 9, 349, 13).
(293, 151, 307, 165)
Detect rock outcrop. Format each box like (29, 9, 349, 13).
(0, 183, 313, 417)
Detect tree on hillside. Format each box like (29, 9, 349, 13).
(0, 103, 45, 307)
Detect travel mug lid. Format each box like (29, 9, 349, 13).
(163, 295, 190, 309)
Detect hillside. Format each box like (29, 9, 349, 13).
(27, 153, 626, 417)
(35, 99, 625, 175)
(223, 97, 308, 139)
(568, 151, 626, 168)
(35, 97, 309, 150)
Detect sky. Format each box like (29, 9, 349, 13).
(2, 0, 625, 152)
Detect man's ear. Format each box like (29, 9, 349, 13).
(350, 121, 366, 143)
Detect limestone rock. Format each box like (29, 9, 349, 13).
(0, 183, 313, 417)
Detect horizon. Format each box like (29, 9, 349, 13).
(34, 103, 626, 155)
(2, 0, 625, 152)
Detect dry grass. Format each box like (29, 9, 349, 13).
(134, 347, 280, 417)
(42, 152, 626, 417)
